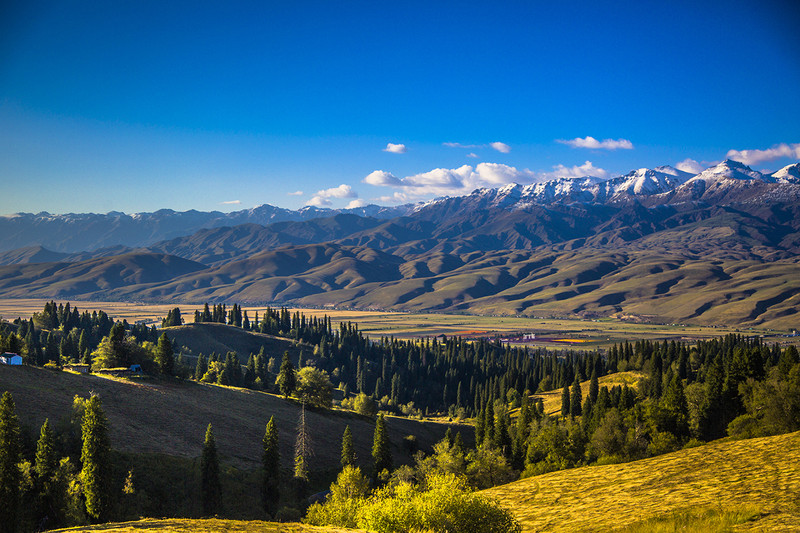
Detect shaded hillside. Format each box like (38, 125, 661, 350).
(0, 364, 463, 470)
(50, 518, 361, 532)
(145, 214, 385, 266)
(164, 322, 307, 361)
(483, 431, 800, 532)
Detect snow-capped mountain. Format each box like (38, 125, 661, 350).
(1, 160, 798, 255)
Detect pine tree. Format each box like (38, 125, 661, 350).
(294, 404, 312, 482)
(0, 392, 21, 533)
(262, 416, 280, 516)
(589, 369, 599, 403)
(561, 385, 570, 418)
(570, 377, 582, 418)
(34, 419, 58, 527)
(195, 353, 207, 381)
(200, 424, 222, 516)
(80, 394, 112, 523)
(341, 425, 355, 468)
(156, 333, 174, 376)
(277, 351, 296, 398)
(372, 414, 392, 480)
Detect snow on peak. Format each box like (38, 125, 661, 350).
(771, 162, 800, 184)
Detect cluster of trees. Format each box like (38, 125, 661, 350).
(473, 335, 800, 480)
(0, 391, 115, 532)
(0, 302, 164, 372)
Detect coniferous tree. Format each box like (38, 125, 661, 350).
(155, 333, 174, 376)
(34, 419, 58, 527)
(195, 353, 207, 381)
(262, 416, 279, 516)
(570, 377, 582, 418)
(561, 385, 570, 418)
(341, 425, 355, 468)
(589, 369, 599, 404)
(80, 394, 112, 523)
(200, 424, 222, 516)
(277, 351, 296, 398)
(0, 392, 21, 533)
(372, 414, 392, 480)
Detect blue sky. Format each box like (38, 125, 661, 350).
(1, 0, 799, 214)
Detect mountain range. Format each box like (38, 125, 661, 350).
(1, 160, 799, 329)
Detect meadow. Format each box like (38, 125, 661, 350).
(483, 430, 800, 532)
(1, 298, 792, 350)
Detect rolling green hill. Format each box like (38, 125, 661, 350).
(483, 431, 800, 532)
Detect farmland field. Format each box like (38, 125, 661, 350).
(1, 298, 794, 350)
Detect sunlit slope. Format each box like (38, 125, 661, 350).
(483, 431, 800, 532)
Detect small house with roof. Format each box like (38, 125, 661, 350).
(0, 353, 22, 365)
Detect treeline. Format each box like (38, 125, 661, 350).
(0, 301, 161, 369)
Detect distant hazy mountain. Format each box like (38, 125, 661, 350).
(0, 203, 413, 253)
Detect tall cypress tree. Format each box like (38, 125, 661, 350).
(262, 417, 280, 516)
(80, 394, 112, 523)
(200, 424, 222, 516)
(341, 425, 355, 468)
(0, 392, 21, 533)
(372, 414, 392, 480)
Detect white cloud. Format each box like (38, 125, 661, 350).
(675, 158, 704, 174)
(346, 199, 367, 208)
(220, 200, 241, 205)
(490, 142, 511, 153)
(726, 143, 800, 166)
(466, 152, 478, 158)
(287, 190, 304, 196)
(443, 142, 479, 149)
(362, 162, 542, 203)
(443, 141, 511, 153)
(540, 161, 609, 180)
(383, 143, 407, 154)
(363, 170, 402, 186)
(306, 184, 357, 207)
(557, 136, 634, 150)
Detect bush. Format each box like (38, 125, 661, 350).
(306, 471, 520, 533)
(358, 473, 521, 533)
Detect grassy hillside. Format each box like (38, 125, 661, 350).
(483, 431, 800, 532)
(163, 322, 308, 361)
(530, 370, 644, 416)
(1, 246, 799, 330)
(51, 518, 360, 532)
(0, 364, 464, 470)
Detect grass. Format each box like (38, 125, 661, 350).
(0, 364, 463, 471)
(49, 518, 362, 532)
(482, 430, 800, 532)
(617, 505, 763, 532)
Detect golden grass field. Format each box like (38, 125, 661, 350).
(483, 430, 800, 532)
(2, 298, 793, 350)
(50, 518, 362, 532)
